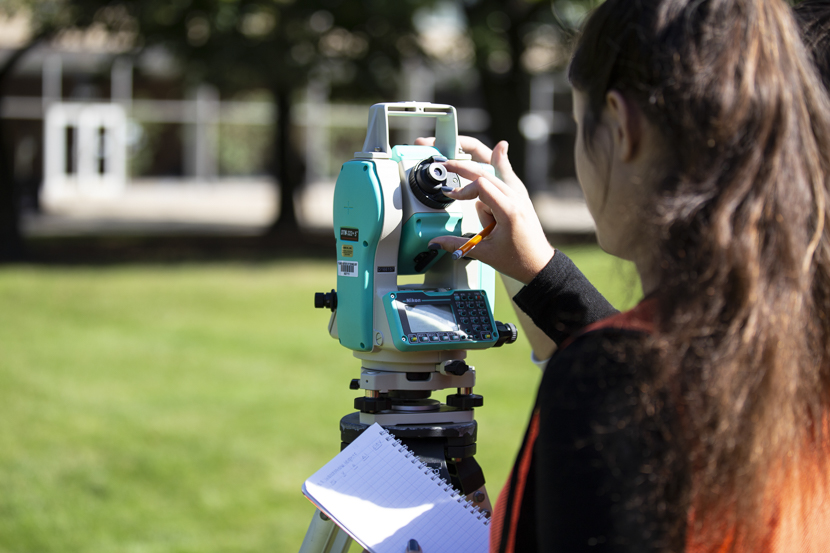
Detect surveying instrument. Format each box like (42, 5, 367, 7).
(301, 102, 518, 553)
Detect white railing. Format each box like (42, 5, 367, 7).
(43, 102, 127, 201)
(1, 53, 570, 200)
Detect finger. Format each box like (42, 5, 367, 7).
(442, 178, 515, 223)
(428, 233, 495, 263)
(417, 136, 492, 164)
(443, 160, 515, 198)
(428, 235, 468, 253)
(490, 141, 527, 196)
(456, 136, 493, 163)
(475, 200, 495, 227)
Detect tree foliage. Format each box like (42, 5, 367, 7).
(63, 0, 432, 236)
(68, 0, 429, 97)
(0, 0, 432, 249)
(449, 0, 601, 187)
(0, 0, 606, 258)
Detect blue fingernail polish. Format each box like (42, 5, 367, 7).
(428, 243, 441, 250)
(440, 186, 455, 194)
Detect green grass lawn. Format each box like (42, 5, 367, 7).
(0, 245, 639, 553)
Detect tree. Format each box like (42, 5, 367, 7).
(459, 0, 602, 188)
(0, 0, 598, 259)
(65, 0, 432, 239)
(0, 0, 95, 261)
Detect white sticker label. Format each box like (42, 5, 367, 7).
(338, 261, 358, 277)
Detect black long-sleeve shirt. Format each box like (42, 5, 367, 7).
(490, 252, 688, 553)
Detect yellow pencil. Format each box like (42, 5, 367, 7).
(451, 221, 497, 260)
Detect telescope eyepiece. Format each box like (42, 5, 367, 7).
(410, 156, 455, 209)
(426, 162, 447, 185)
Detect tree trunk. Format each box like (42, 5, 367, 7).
(0, 110, 23, 262)
(478, 69, 530, 184)
(0, 37, 45, 262)
(267, 85, 304, 237)
(463, 2, 548, 192)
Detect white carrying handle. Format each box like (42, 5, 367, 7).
(357, 102, 470, 160)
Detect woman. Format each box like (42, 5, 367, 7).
(426, 0, 830, 550)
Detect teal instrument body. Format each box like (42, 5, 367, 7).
(327, 102, 498, 360)
(396, 212, 462, 275)
(332, 161, 385, 351)
(317, 101, 519, 428)
(382, 289, 498, 352)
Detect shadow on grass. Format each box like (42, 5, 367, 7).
(22, 231, 335, 266)
(15, 230, 598, 266)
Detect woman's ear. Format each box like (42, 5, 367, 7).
(604, 90, 642, 162)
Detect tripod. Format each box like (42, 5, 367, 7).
(299, 376, 493, 553)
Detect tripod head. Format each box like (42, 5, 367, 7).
(315, 102, 518, 427)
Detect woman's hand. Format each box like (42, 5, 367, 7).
(414, 136, 525, 193)
(415, 136, 554, 284)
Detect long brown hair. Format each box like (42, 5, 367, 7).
(569, 0, 830, 550)
(795, 0, 830, 91)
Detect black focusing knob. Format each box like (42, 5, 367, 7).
(494, 321, 518, 347)
(314, 290, 337, 311)
(409, 155, 455, 209)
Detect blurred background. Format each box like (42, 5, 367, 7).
(0, 1, 642, 552)
(0, 0, 603, 257)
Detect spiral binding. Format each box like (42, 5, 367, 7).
(380, 427, 491, 525)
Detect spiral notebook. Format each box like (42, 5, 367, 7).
(302, 423, 490, 553)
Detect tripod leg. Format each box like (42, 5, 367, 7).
(298, 509, 353, 553)
(466, 484, 493, 516)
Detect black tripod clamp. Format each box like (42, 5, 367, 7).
(339, 414, 486, 496)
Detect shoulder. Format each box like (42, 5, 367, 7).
(558, 297, 657, 350)
(536, 299, 665, 443)
(541, 298, 657, 386)
(539, 326, 654, 408)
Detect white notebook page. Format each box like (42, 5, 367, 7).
(303, 423, 489, 553)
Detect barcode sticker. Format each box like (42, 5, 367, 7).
(338, 261, 358, 277)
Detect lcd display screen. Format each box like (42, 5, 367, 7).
(402, 303, 459, 333)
